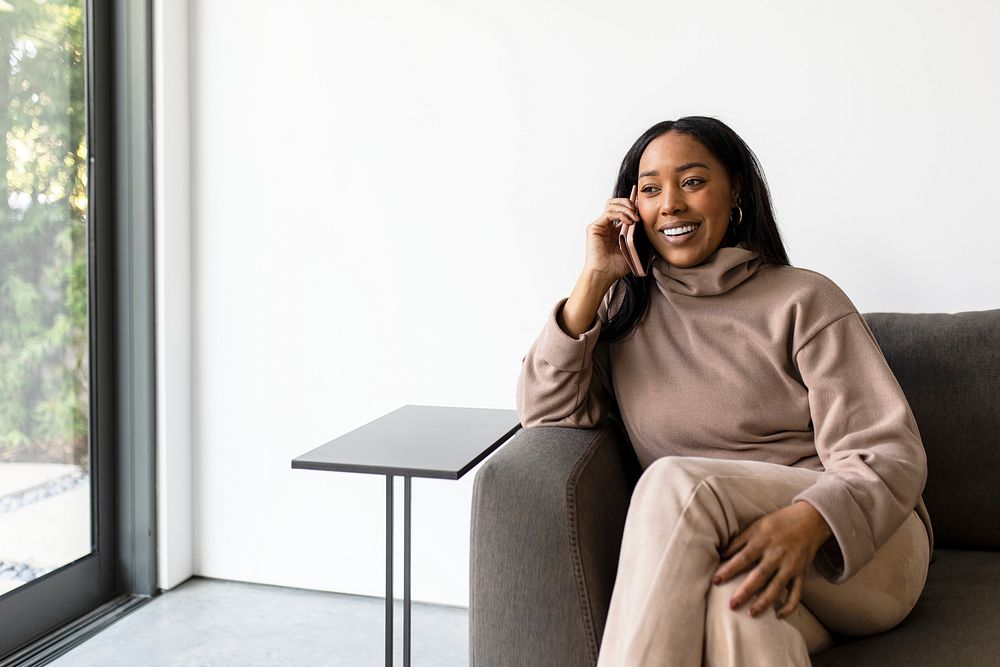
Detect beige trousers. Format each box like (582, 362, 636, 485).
(595, 455, 930, 667)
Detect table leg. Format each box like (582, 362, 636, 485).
(404, 475, 411, 667)
(386, 475, 412, 667)
(386, 474, 393, 666)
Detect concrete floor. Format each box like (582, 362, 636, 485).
(49, 576, 469, 666)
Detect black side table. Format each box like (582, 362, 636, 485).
(291, 404, 521, 666)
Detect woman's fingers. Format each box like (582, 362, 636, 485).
(714, 526, 755, 581)
(719, 530, 748, 561)
(749, 566, 793, 617)
(728, 556, 774, 611)
(608, 194, 639, 209)
(714, 546, 750, 583)
(609, 202, 639, 222)
(776, 575, 804, 619)
(607, 195, 639, 212)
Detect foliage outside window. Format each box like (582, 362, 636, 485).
(1, 0, 88, 468)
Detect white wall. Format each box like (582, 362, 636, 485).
(154, 0, 192, 591)
(156, 0, 1000, 606)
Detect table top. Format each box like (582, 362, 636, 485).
(290, 405, 522, 479)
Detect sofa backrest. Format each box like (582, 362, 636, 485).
(862, 308, 1000, 551)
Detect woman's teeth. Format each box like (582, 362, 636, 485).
(662, 224, 699, 237)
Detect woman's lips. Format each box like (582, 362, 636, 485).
(660, 224, 700, 245)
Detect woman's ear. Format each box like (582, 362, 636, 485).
(732, 175, 743, 204)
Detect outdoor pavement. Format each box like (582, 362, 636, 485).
(0, 462, 90, 596)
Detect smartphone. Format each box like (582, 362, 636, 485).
(618, 184, 651, 277)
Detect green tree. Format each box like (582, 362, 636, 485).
(0, 0, 89, 467)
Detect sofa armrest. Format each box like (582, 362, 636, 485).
(470, 420, 640, 667)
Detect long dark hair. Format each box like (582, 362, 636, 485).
(599, 116, 791, 343)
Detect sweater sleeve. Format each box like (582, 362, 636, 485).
(790, 311, 928, 585)
(515, 284, 621, 429)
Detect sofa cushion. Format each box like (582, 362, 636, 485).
(811, 548, 1000, 666)
(862, 309, 1000, 550)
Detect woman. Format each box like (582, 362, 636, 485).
(515, 116, 933, 666)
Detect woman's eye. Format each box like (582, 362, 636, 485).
(641, 179, 703, 193)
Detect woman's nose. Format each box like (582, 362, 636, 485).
(660, 185, 686, 216)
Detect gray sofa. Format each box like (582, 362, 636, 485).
(470, 309, 1000, 665)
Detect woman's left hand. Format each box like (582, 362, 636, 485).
(712, 500, 833, 620)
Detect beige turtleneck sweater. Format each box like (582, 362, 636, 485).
(515, 242, 933, 585)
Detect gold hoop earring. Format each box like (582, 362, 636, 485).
(730, 205, 744, 226)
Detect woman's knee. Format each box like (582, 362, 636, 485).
(627, 457, 741, 542)
(638, 456, 714, 494)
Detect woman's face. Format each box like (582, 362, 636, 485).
(636, 131, 741, 267)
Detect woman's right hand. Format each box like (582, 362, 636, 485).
(585, 185, 641, 282)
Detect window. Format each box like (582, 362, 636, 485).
(1, 0, 156, 661)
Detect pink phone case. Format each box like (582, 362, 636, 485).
(618, 184, 645, 276)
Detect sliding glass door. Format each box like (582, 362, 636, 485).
(0, 0, 154, 660)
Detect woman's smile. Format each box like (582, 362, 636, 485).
(658, 223, 701, 245)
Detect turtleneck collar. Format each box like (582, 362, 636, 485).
(651, 241, 764, 297)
